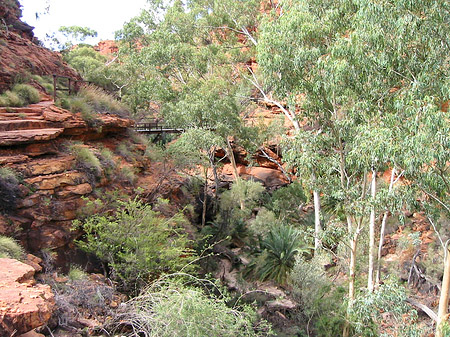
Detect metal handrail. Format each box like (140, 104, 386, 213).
(52, 74, 93, 102)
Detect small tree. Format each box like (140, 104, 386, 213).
(74, 198, 196, 293)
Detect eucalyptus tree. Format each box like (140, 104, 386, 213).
(169, 128, 225, 227)
(115, 0, 265, 211)
(258, 0, 450, 334)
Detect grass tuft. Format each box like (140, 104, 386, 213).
(0, 235, 25, 260)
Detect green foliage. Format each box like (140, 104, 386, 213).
(96, 147, 117, 177)
(65, 96, 100, 126)
(0, 83, 40, 107)
(12, 84, 40, 104)
(69, 144, 102, 183)
(211, 180, 265, 240)
(0, 167, 21, 213)
(0, 235, 25, 260)
(221, 180, 265, 214)
(112, 275, 273, 337)
(74, 198, 196, 292)
(68, 265, 88, 281)
(59, 26, 98, 40)
(350, 280, 424, 336)
(78, 85, 129, 117)
(63, 46, 107, 85)
(267, 181, 308, 223)
(247, 225, 308, 284)
(61, 85, 129, 126)
(0, 90, 24, 107)
(290, 255, 346, 337)
(249, 208, 279, 238)
(49, 26, 98, 50)
(118, 166, 137, 185)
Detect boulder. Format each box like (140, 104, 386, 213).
(221, 164, 289, 189)
(0, 258, 54, 336)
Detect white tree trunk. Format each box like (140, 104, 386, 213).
(343, 216, 358, 337)
(375, 167, 396, 287)
(368, 168, 377, 292)
(226, 139, 244, 210)
(437, 246, 450, 337)
(312, 172, 322, 252)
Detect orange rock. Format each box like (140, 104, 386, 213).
(0, 258, 54, 336)
(16, 155, 75, 177)
(24, 254, 43, 273)
(24, 171, 86, 190)
(0, 128, 64, 146)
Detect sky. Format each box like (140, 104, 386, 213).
(20, 0, 149, 46)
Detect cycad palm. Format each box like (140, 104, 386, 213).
(257, 225, 306, 284)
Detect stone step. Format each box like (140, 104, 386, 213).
(0, 128, 64, 146)
(0, 120, 54, 131)
(0, 112, 43, 118)
(0, 106, 45, 114)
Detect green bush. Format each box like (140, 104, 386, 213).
(119, 165, 136, 184)
(12, 84, 40, 104)
(68, 265, 88, 281)
(290, 255, 346, 337)
(97, 147, 116, 177)
(68, 96, 100, 126)
(246, 225, 308, 284)
(268, 181, 307, 223)
(0, 235, 25, 260)
(78, 85, 129, 117)
(0, 167, 21, 213)
(0, 90, 24, 107)
(112, 276, 273, 337)
(74, 198, 197, 292)
(69, 144, 102, 183)
(349, 279, 424, 336)
(211, 180, 265, 240)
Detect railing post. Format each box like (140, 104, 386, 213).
(52, 74, 57, 102)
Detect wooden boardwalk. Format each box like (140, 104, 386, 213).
(134, 121, 184, 134)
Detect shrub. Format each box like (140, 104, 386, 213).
(97, 147, 116, 177)
(119, 165, 136, 184)
(69, 144, 102, 183)
(12, 84, 40, 104)
(268, 181, 307, 223)
(68, 265, 88, 281)
(0, 90, 24, 107)
(74, 198, 197, 292)
(0, 95, 8, 107)
(0, 235, 25, 260)
(50, 275, 115, 331)
(349, 279, 424, 336)
(212, 180, 265, 240)
(111, 276, 273, 337)
(290, 255, 346, 337)
(78, 85, 130, 117)
(0, 167, 21, 213)
(68, 96, 100, 126)
(246, 225, 308, 284)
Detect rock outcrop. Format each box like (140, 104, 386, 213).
(0, 95, 136, 252)
(0, 0, 34, 40)
(0, 258, 54, 335)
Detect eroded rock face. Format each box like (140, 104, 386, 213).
(0, 95, 135, 253)
(0, 258, 54, 336)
